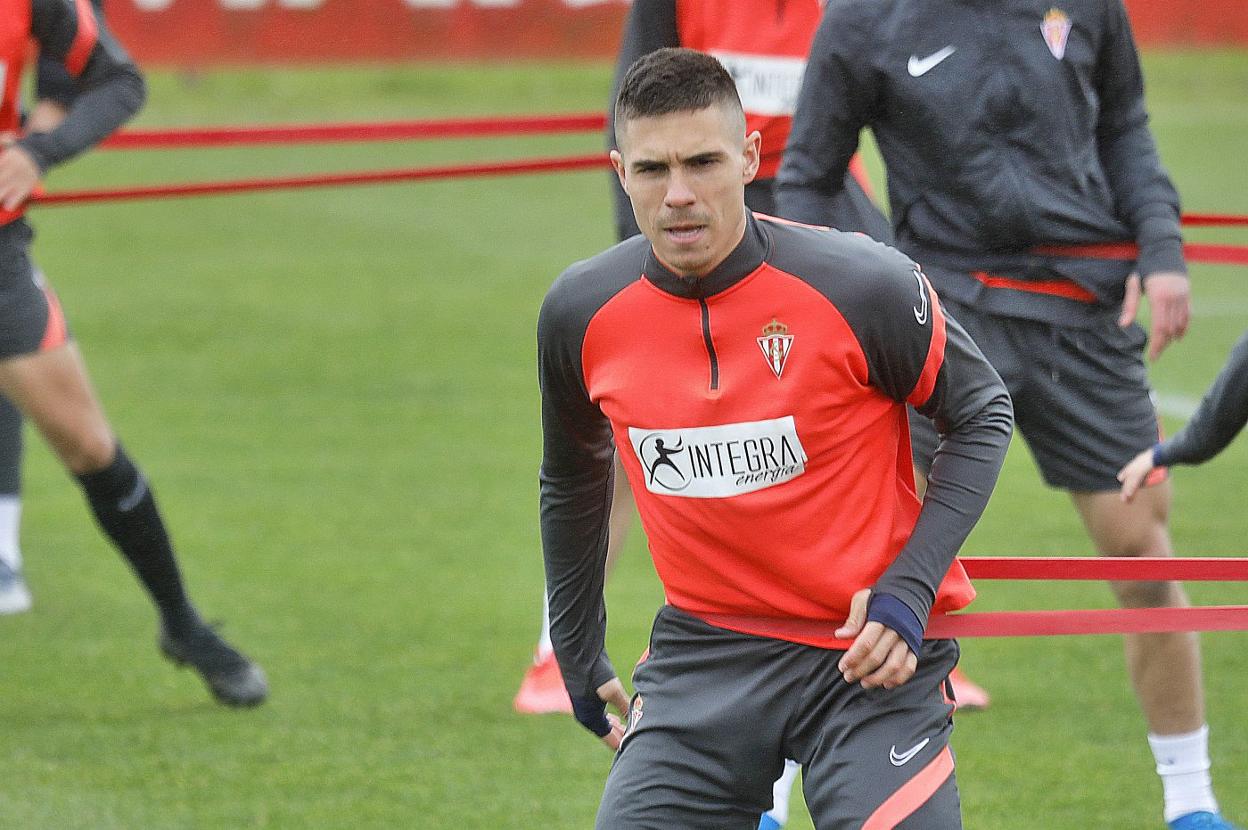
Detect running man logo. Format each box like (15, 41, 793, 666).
(627, 416, 808, 498)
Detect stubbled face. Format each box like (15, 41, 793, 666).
(612, 105, 761, 278)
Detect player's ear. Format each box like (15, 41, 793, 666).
(742, 130, 762, 185)
(610, 149, 628, 190)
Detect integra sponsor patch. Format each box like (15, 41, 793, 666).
(628, 416, 808, 498)
(708, 52, 807, 117)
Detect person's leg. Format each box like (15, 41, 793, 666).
(598, 607, 797, 830)
(1072, 485, 1200, 733)
(0, 342, 267, 706)
(0, 394, 31, 614)
(757, 759, 800, 830)
(796, 639, 962, 829)
(517, 453, 636, 714)
(1027, 318, 1236, 828)
(1072, 486, 1229, 825)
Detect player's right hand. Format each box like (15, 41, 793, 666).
(0, 144, 41, 212)
(1120, 272, 1191, 361)
(835, 589, 918, 690)
(571, 677, 630, 751)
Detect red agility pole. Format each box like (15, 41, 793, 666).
(32, 154, 612, 207)
(80, 112, 1248, 228)
(928, 606, 1248, 638)
(961, 556, 1248, 581)
(1182, 213, 1248, 227)
(934, 557, 1248, 636)
(100, 114, 608, 149)
(1037, 242, 1248, 267)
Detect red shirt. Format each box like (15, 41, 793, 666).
(676, 0, 822, 180)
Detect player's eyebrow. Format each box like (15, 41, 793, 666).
(683, 151, 725, 166)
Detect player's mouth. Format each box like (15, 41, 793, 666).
(663, 223, 707, 245)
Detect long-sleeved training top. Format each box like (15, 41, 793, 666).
(1155, 331, 1248, 468)
(1, 0, 146, 227)
(538, 213, 1013, 698)
(606, 0, 891, 244)
(34, 0, 106, 107)
(776, 0, 1184, 326)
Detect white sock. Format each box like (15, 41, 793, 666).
(0, 496, 21, 572)
(1149, 725, 1219, 822)
(762, 759, 801, 825)
(536, 589, 554, 659)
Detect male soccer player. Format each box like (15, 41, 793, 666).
(776, 1, 1241, 826)
(0, 0, 105, 616)
(1119, 330, 1248, 501)
(539, 48, 1012, 827)
(0, 0, 267, 707)
(518, 0, 993, 732)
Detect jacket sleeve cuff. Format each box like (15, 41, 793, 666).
(1152, 441, 1171, 468)
(1136, 216, 1186, 279)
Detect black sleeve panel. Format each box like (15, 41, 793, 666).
(1094, 0, 1184, 279)
(1156, 331, 1248, 468)
(877, 311, 1012, 624)
(765, 224, 931, 402)
(35, 0, 106, 106)
(775, 0, 879, 226)
(22, 0, 146, 171)
(606, 0, 679, 242)
(764, 220, 1012, 625)
(539, 238, 649, 698)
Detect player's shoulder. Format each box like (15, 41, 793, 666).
(760, 215, 919, 304)
(820, 0, 901, 27)
(541, 235, 650, 332)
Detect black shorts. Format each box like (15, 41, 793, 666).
(0, 222, 69, 361)
(910, 297, 1160, 492)
(596, 605, 962, 830)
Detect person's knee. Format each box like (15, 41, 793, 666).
(58, 427, 116, 475)
(1109, 578, 1185, 609)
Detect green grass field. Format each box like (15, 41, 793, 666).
(0, 53, 1245, 828)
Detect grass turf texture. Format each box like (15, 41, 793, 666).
(0, 54, 1244, 827)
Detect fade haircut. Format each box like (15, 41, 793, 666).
(614, 47, 744, 142)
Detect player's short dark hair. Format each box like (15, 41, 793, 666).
(614, 47, 743, 133)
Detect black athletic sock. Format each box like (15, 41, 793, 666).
(0, 396, 23, 496)
(76, 445, 199, 636)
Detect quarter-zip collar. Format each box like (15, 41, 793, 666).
(643, 214, 770, 300)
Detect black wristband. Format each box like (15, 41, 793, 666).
(866, 592, 925, 657)
(570, 695, 612, 738)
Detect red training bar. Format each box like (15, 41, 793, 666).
(1036, 242, 1248, 266)
(1182, 213, 1248, 227)
(927, 606, 1248, 638)
(33, 154, 612, 207)
(100, 114, 608, 149)
(961, 556, 1248, 581)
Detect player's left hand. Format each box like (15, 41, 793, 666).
(834, 589, 918, 690)
(0, 143, 41, 212)
(1119, 271, 1190, 361)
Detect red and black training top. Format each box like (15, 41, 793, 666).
(0, 0, 145, 227)
(539, 214, 1014, 698)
